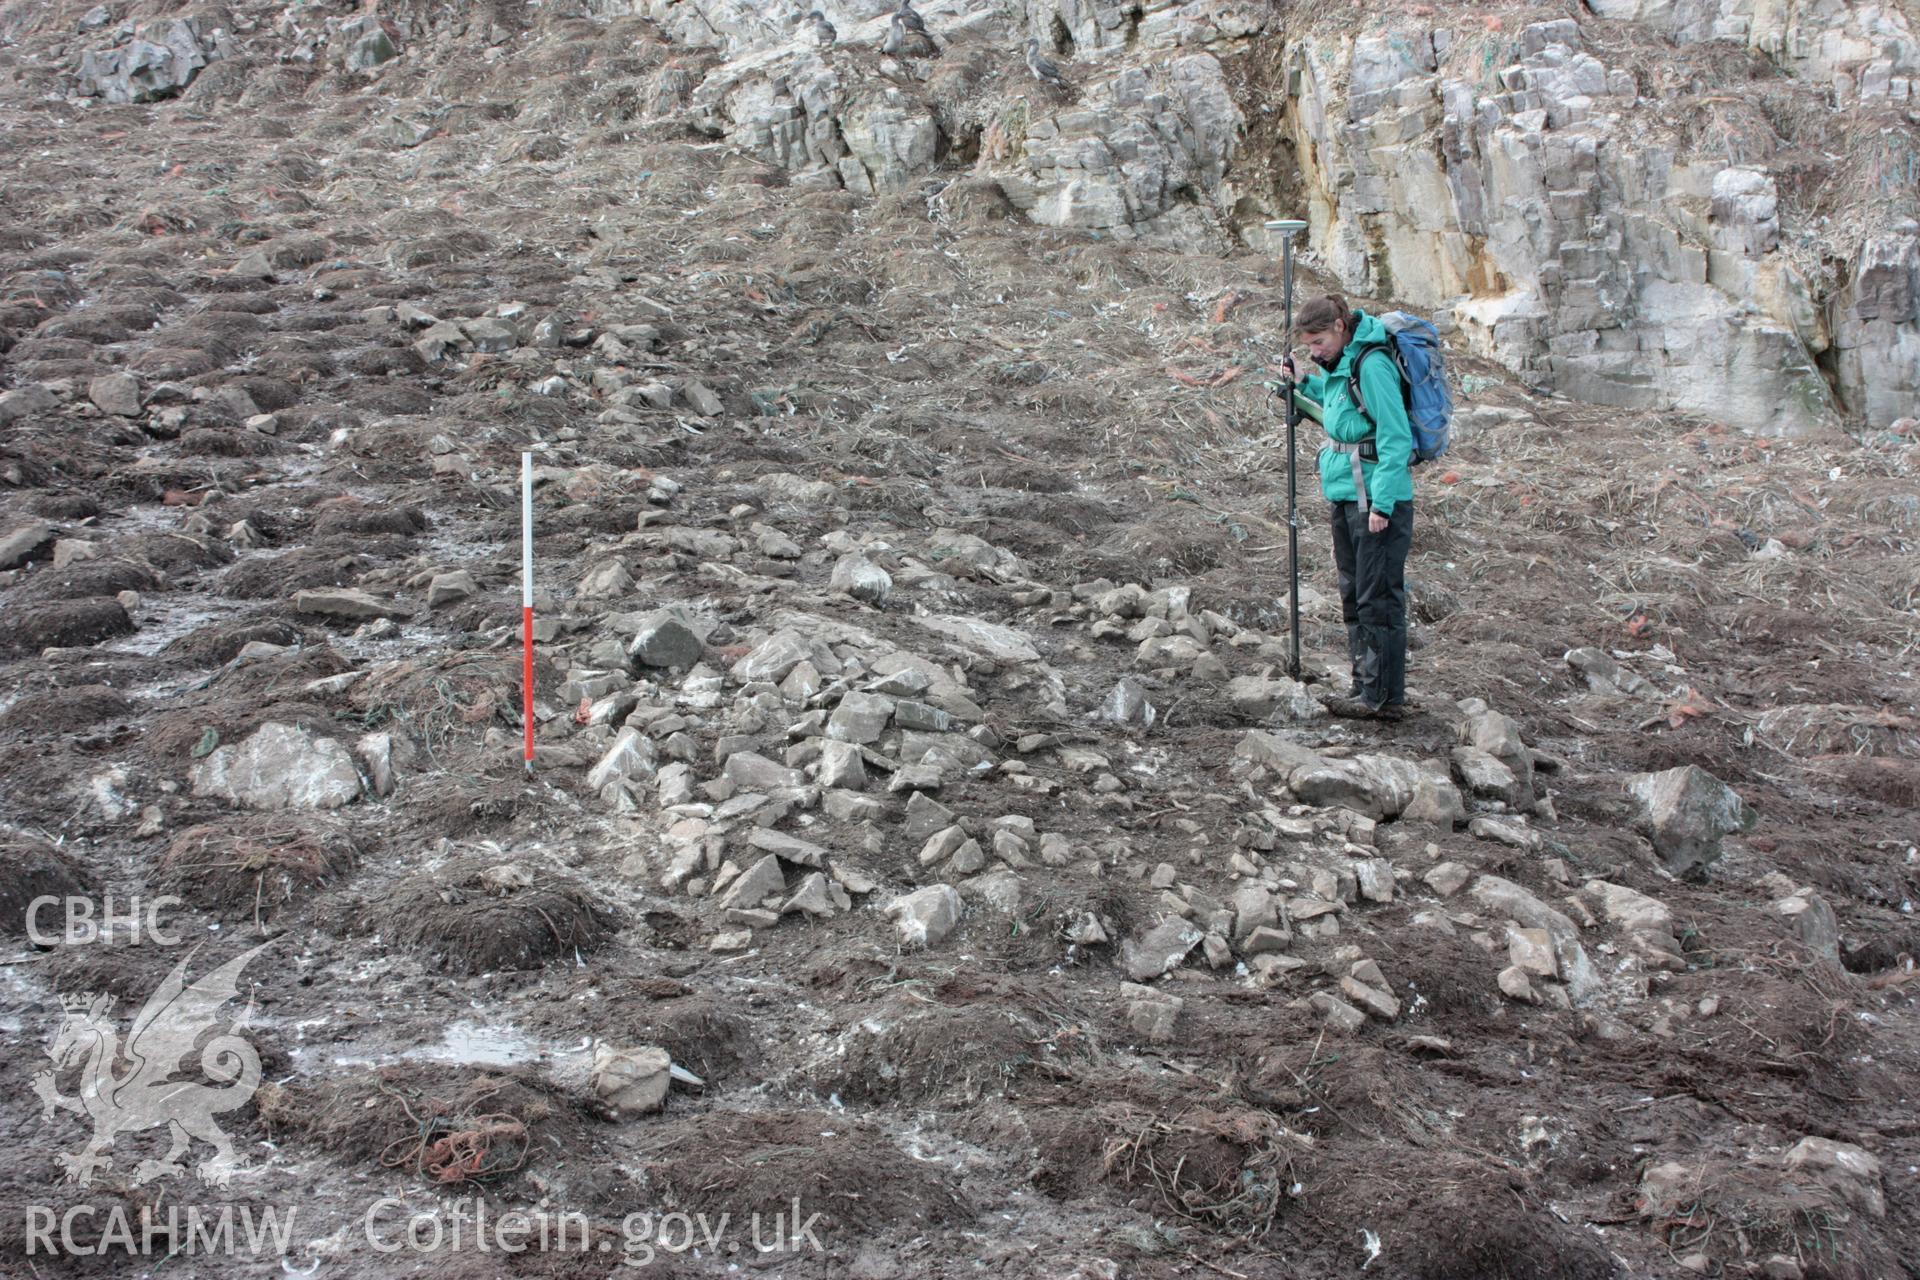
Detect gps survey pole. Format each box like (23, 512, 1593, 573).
(1265, 218, 1308, 682)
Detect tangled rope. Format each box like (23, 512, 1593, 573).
(377, 1085, 530, 1185)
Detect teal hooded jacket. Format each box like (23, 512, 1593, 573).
(1292, 310, 1414, 518)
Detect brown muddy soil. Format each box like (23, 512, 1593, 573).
(1, 3, 1917, 1280)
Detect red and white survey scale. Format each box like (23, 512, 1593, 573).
(521, 451, 535, 772)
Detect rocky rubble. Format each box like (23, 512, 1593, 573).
(525, 500, 1775, 1034)
(1626, 761, 1759, 875)
(0, 1, 1915, 1275)
(131, 435, 1790, 1030)
(190, 722, 363, 811)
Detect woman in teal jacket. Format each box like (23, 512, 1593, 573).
(1283, 294, 1414, 720)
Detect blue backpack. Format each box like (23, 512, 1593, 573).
(1348, 311, 1452, 465)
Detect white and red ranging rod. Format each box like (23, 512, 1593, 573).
(521, 451, 535, 771)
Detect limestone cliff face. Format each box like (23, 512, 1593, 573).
(1276, 5, 1919, 435)
(555, 1, 1916, 432)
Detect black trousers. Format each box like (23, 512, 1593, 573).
(1331, 499, 1412, 707)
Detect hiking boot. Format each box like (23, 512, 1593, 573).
(1324, 696, 1401, 722)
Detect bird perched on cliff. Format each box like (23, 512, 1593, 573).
(799, 9, 836, 50)
(894, 0, 933, 41)
(883, 5, 940, 58)
(1025, 38, 1070, 91)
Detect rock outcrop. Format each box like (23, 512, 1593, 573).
(1276, 12, 1917, 433)
(565, 0, 1918, 432)
(76, 17, 231, 103)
